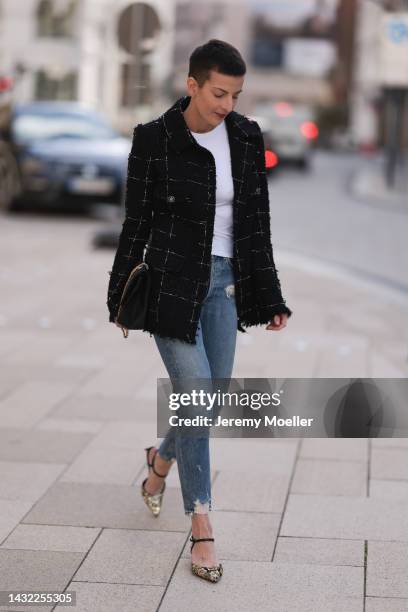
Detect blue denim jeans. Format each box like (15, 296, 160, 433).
(153, 255, 238, 515)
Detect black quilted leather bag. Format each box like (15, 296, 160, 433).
(116, 262, 151, 338)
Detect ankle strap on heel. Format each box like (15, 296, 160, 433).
(190, 536, 214, 552)
(145, 447, 168, 478)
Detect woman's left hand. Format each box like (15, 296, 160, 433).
(266, 314, 288, 331)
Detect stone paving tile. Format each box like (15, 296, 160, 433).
(369, 353, 408, 377)
(59, 447, 142, 485)
(0, 377, 21, 402)
(235, 347, 321, 378)
(292, 458, 367, 496)
(0, 363, 92, 386)
(0, 382, 73, 429)
(369, 479, 408, 500)
(300, 438, 368, 461)
(365, 598, 408, 612)
(55, 353, 107, 370)
(281, 494, 408, 541)
(180, 510, 280, 561)
(86, 421, 154, 450)
(0, 549, 84, 612)
(0, 461, 66, 502)
(366, 541, 408, 598)
(3, 333, 79, 366)
(372, 439, 408, 450)
(314, 345, 369, 378)
(76, 360, 155, 398)
(34, 418, 104, 434)
(52, 395, 147, 422)
(274, 536, 364, 566)
(74, 528, 185, 586)
(210, 438, 298, 473)
(0, 330, 37, 359)
(22, 482, 189, 532)
(379, 332, 408, 356)
(371, 448, 408, 481)
(1, 524, 100, 552)
(53, 331, 115, 370)
(160, 560, 363, 612)
(0, 429, 92, 463)
(212, 469, 290, 514)
(55, 582, 164, 612)
(0, 500, 33, 544)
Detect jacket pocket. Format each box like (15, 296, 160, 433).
(144, 246, 185, 274)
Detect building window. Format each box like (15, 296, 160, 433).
(37, 0, 77, 38)
(35, 69, 77, 100)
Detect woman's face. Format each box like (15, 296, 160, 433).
(187, 70, 245, 129)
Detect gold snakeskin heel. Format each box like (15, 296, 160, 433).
(141, 446, 169, 518)
(190, 536, 223, 583)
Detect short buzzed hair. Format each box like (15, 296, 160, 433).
(188, 39, 246, 87)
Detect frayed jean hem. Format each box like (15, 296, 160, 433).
(184, 498, 212, 516)
(156, 449, 175, 463)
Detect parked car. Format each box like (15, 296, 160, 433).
(254, 101, 319, 170)
(248, 114, 280, 176)
(6, 101, 131, 211)
(0, 77, 21, 211)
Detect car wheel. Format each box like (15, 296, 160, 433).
(297, 157, 310, 172)
(0, 143, 22, 211)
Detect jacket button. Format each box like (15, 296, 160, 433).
(255, 187, 261, 195)
(167, 195, 175, 202)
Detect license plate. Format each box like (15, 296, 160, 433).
(279, 144, 305, 156)
(69, 177, 114, 195)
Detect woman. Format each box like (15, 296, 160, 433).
(107, 39, 292, 583)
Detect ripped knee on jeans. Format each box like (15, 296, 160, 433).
(224, 284, 235, 298)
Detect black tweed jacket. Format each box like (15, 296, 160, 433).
(107, 95, 292, 344)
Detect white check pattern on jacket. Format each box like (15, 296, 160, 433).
(107, 95, 292, 344)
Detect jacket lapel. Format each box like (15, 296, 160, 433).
(161, 96, 259, 223)
(225, 111, 259, 223)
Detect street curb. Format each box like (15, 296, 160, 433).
(278, 248, 408, 309)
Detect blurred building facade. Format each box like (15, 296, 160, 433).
(351, 0, 408, 150)
(1, 0, 406, 149)
(0, 0, 173, 130)
(0, 0, 348, 129)
(172, 0, 343, 114)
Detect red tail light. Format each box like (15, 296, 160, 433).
(274, 102, 293, 117)
(0, 76, 13, 92)
(300, 121, 319, 140)
(265, 150, 279, 169)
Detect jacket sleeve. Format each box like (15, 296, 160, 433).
(251, 121, 292, 320)
(107, 123, 154, 323)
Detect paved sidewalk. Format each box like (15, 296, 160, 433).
(0, 214, 407, 612)
(350, 154, 407, 213)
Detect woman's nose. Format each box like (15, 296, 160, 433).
(222, 99, 234, 114)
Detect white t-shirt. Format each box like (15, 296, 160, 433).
(190, 120, 234, 258)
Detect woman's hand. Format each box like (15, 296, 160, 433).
(266, 313, 288, 331)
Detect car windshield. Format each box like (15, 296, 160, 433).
(12, 110, 118, 143)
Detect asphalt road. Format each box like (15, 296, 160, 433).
(268, 151, 408, 292)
